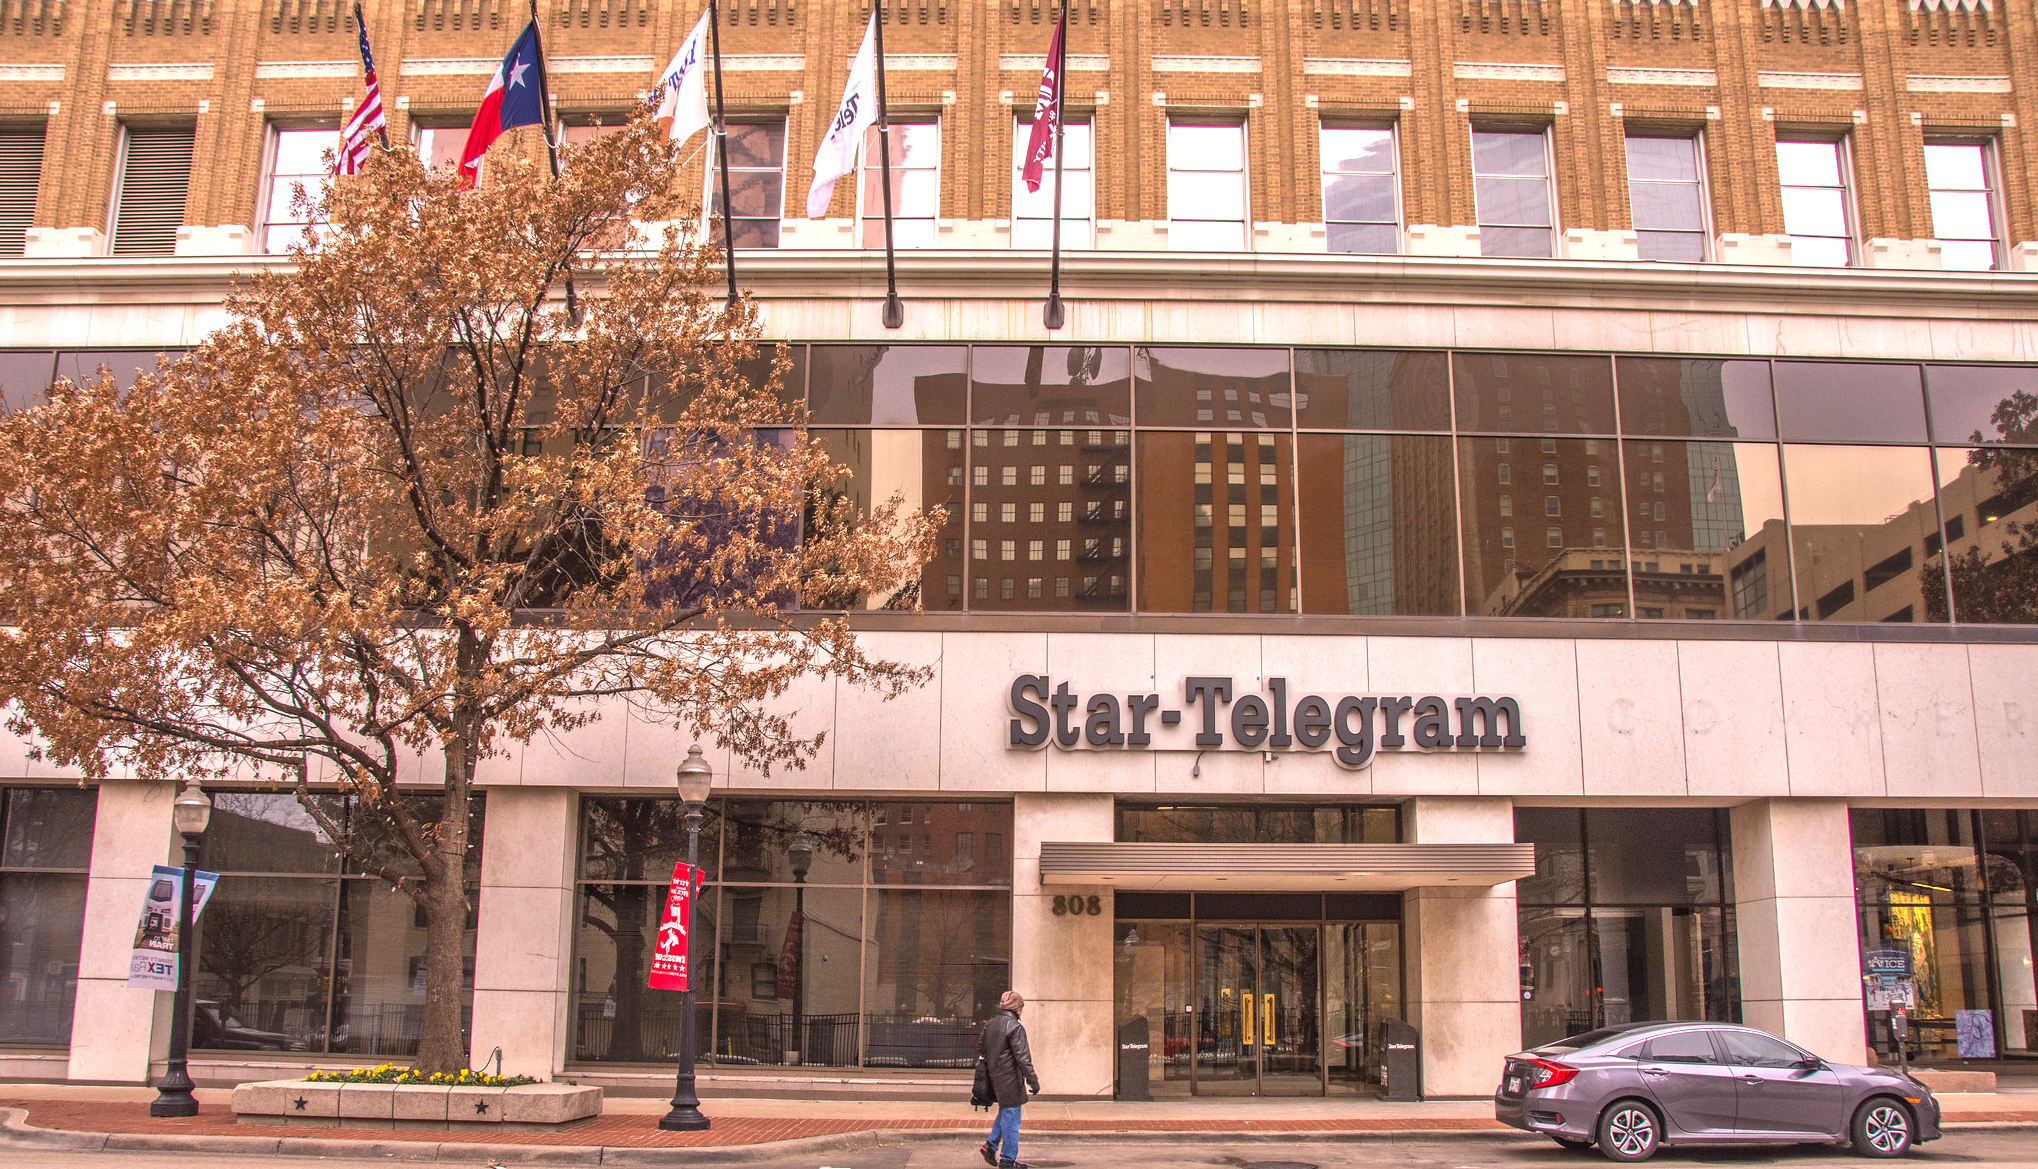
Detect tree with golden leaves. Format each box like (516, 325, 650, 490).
(0, 119, 940, 1074)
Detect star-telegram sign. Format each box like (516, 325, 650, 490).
(1007, 675, 1525, 768)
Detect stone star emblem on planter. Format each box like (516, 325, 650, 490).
(293, 1096, 307, 1111)
(475, 1100, 490, 1115)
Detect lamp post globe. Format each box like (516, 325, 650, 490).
(659, 745, 713, 1132)
(151, 777, 212, 1117)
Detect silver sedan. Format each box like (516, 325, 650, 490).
(1493, 1021, 1941, 1162)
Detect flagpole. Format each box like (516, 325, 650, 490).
(1042, 0, 1068, 331)
(355, 2, 388, 151)
(707, 0, 739, 307)
(870, 4, 904, 329)
(525, 0, 579, 322)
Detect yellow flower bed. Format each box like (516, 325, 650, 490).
(304, 1063, 536, 1087)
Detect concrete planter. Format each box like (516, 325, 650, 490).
(229, 1078, 602, 1130)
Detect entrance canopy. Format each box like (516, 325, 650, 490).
(1038, 842, 1535, 891)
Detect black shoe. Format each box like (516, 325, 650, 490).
(998, 1161, 1028, 1169)
(979, 1143, 997, 1167)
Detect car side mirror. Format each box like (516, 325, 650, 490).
(1792, 1057, 1824, 1071)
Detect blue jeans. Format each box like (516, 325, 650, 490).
(986, 1104, 1023, 1162)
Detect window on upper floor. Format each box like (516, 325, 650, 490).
(1167, 120, 1248, 251)
(261, 126, 336, 254)
(1776, 137, 1856, 267)
(558, 120, 627, 154)
(1011, 116, 1094, 249)
(1924, 139, 2002, 272)
(1625, 132, 1709, 262)
(710, 119, 787, 248)
(109, 125, 195, 257)
(413, 123, 468, 173)
(1472, 127, 1555, 258)
(1319, 123, 1399, 255)
(860, 119, 939, 248)
(0, 127, 45, 257)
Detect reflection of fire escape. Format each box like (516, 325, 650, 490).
(1077, 431, 1129, 604)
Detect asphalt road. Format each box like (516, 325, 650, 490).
(6, 1127, 2038, 1169)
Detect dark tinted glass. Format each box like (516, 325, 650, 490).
(1593, 907, 1736, 1028)
(1781, 444, 1941, 623)
(1134, 347, 1293, 428)
(1296, 433, 1462, 616)
(722, 800, 866, 884)
(864, 888, 1012, 1032)
(809, 428, 964, 611)
(0, 788, 96, 870)
(0, 872, 85, 1044)
(1520, 907, 1593, 1048)
(1453, 352, 1616, 434)
(573, 880, 714, 1062)
(968, 426, 1130, 613)
(54, 349, 184, 391)
(1458, 436, 1627, 618)
(1933, 444, 2038, 623)
(1116, 805, 1398, 844)
(717, 884, 862, 1065)
(1136, 431, 1295, 613)
(1717, 1030, 1805, 1067)
(0, 350, 53, 412)
(807, 345, 966, 425)
(1926, 364, 2038, 445)
(1625, 440, 1786, 621)
(1642, 1030, 1719, 1063)
(1514, 808, 1584, 904)
(970, 346, 1132, 427)
(1584, 808, 1725, 905)
(659, 343, 804, 422)
(1773, 362, 1927, 443)
(1293, 349, 1451, 431)
(869, 801, 1012, 886)
(1851, 808, 1984, 901)
(331, 881, 474, 1058)
(200, 792, 344, 875)
(1615, 358, 1776, 439)
(578, 796, 726, 883)
(192, 875, 339, 1051)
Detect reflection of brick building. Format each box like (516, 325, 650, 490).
(1294, 434, 1459, 616)
(965, 425, 1131, 611)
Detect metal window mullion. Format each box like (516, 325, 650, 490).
(1609, 356, 1638, 620)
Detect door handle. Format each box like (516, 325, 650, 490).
(1742, 1074, 1762, 1084)
(1641, 1066, 1670, 1077)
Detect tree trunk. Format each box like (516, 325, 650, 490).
(414, 734, 476, 1075)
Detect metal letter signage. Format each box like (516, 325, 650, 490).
(648, 862, 701, 992)
(1007, 675, 1525, 769)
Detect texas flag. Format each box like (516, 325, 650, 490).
(457, 21, 546, 189)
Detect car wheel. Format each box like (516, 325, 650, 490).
(1595, 1101, 1661, 1163)
(1852, 1098, 1914, 1158)
(1550, 1136, 1594, 1153)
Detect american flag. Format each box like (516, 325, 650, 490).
(335, 6, 385, 176)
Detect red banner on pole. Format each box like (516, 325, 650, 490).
(775, 908, 803, 1000)
(648, 861, 700, 992)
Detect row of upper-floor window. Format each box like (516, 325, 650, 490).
(0, 114, 2011, 267)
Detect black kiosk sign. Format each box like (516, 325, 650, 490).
(1008, 675, 1525, 769)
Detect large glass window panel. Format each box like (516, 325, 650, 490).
(1925, 141, 2000, 272)
(1781, 444, 1942, 622)
(193, 875, 338, 1052)
(1852, 809, 1986, 903)
(971, 424, 1129, 612)
(1926, 364, 2038, 446)
(54, 350, 186, 392)
(870, 801, 1012, 886)
(1980, 811, 2036, 1055)
(1011, 118, 1094, 249)
(578, 796, 726, 884)
(1135, 347, 1293, 428)
(1774, 362, 1927, 443)
(1591, 907, 1737, 1030)
(1115, 920, 1193, 1093)
(1, 787, 96, 869)
(1625, 134, 1708, 262)
(200, 792, 344, 875)
(1776, 139, 1855, 267)
(859, 120, 939, 248)
(1452, 352, 1616, 435)
(810, 428, 965, 611)
(1137, 431, 1295, 613)
(573, 881, 717, 1063)
(1324, 921, 1401, 1092)
(1515, 808, 1585, 905)
(1519, 907, 1594, 1047)
(1933, 444, 2038, 623)
(413, 124, 466, 171)
(710, 120, 788, 249)
(716, 884, 861, 1067)
(1167, 121, 1248, 251)
(1320, 124, 1400, 255)
(1858, 898, 1994, 1062)
(0, 872, 85, 1045)
(1472, 128, 1554, 258)
(1117, 805, 1399, 845)
(807, 345, 966, 425)
(722, 800, 867, 885)
(970, 345, 1130, 427)
(864, 889, 1011, 1066)
(1296, 433, 1462, 616)
(1460, 436, 1628, 617)
(0, 349, 53, 413)
(1292, 349, 1450, 431)
(1584, 808, 1727, 906)
(332, 881, 472, 1058)
(261, 126, 335, 253)
(1625, 440, 1785, 621)
(1615, 358, 1776, 440)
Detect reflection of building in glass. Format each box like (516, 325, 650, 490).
(1140, 431, 1291, 613)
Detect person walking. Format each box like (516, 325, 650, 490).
(977, 990, 1040, 1169)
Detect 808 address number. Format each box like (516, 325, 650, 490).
(1052, 895, 1103, 916)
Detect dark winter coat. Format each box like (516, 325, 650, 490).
(978, 1008, 1039, 1108)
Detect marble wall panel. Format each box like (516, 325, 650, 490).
(1678, 640, 1787, 798)
(1778, 642, 1886, 797)
(1575, 639, 1687, 795)
(1873, 643, 1982, 799)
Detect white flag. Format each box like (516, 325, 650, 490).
(652, 9, 713, 147)
(806, 11, 879, 218)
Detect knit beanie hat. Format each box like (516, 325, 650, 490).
(999, 991, 1025, 1011)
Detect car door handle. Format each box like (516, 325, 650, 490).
(1741, 1074, 1762, 1084)
(1641, 1066, 1670, 1077)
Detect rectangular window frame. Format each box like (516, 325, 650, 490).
(259, 122, 338, 255)
(708, 115, 789, 249)
(1470, 123, 1557, 259)
(107, 123, 196, 257)
(1922, 135, 2005, 273)
(1317, 119, 1402, 256)
(1166, 117, 1250, 252)
(0, 125, 46, 258)
(1010, 113, 1095, 249)
(858, 116, 940, 249)
(1775, 133, 1860, 268)
(1624, 129, 1712, 263)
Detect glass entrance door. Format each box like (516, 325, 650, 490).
(1192, 925, 1322, 1095)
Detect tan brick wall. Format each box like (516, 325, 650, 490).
(0, 0, 2030, 244)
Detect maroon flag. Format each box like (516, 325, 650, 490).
(775, 908, 804, 1000)
(648, 862, 701, 992)
(1020, 13, 1065, 193)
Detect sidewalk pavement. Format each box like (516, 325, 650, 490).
(2, 1083, 2035, 1161)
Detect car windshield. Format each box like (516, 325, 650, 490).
(1533, 1024, 1649, 1054)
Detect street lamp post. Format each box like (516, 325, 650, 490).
(659, 745, 714, 1132)
(151, 777, 212, 1118)
(786, 831, 814, 1066)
